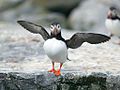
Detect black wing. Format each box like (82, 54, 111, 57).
(116, 16, 120, 20)
(66, 33, 110, 49)
(17, 20, 50, 40)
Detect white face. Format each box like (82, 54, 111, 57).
(107, 10, 117, 19)
(50, 24, 61, 32)
(111, 9, 117, 16)
(50, 24, 61, 35)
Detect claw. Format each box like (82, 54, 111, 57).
(54, 70, 61, 76)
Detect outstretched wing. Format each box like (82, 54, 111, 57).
(66, 33, 110, 49)
(17, 20, 50, 40)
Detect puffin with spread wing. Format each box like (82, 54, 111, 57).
(18, 20, 110, 76)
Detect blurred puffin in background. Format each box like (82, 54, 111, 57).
(105, 6, 120, 44)
(18, 20, 110, 76)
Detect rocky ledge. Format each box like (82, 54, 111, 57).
(0, 72, 120, 90)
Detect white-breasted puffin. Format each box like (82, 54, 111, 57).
(18, 20, 110, 76)
(105, 6, 120, 44)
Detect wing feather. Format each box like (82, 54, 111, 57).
(66, 33, 110, 49)
(17, 20, 50, 40)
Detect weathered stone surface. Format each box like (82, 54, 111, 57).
(0, 72, 120, 90)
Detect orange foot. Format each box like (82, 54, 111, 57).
(48, 69, 55, 73)
(54, 70, 61, 76)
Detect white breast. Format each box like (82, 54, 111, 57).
(105, 19, 120, 36)
(43, 38, 67, 63)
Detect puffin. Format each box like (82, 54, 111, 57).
(105, 6, 120, 44)
(17, 20, 110, 76)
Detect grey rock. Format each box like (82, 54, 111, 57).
(32, 0, 82, 16)
(19, 13, 67, 28)
(61, 84, 70, 90)
(0, 0, 24, 12)
(62, 73, 77, 84)
(0, 0, 67, 27)
(0, 0, 43, 22)
(106, 75, 120, 90)
(69, 0, 120, 33)
(0, 72, 120, 90)
(69, 0, 107, 31)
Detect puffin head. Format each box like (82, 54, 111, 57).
(50, 22, 61, 37)
(107, 6, 117, 19)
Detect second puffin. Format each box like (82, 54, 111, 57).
(18, 21, 110, 76)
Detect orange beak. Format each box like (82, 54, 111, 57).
(52, 28, 59, 35)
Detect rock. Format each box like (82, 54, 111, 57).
(18, 13, 67, 28)
(0, 0, 67, 27)
(0, 72, 120, 90)
(69, 0, 107, 31)
(100, 0, 120, 8)
(32, 0, 82, 16)
(69, 0, 120, 33)
(0, 0, 41, 22)
(0, 0, 24, 12)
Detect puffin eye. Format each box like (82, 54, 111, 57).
(50, 25, 54, 30)
(57, 24, 60, 29)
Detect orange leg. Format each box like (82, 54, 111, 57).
(48, 62, 55, 73)
(54, 63, 63, 76)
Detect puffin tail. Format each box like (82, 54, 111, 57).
(110, 33, 113, 37)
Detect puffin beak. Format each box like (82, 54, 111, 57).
(53, 28, 59, 35)
(107, 10, 112, 18)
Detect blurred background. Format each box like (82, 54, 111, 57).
(0, 0, 120, 73)
(0, 0, 120, 31)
